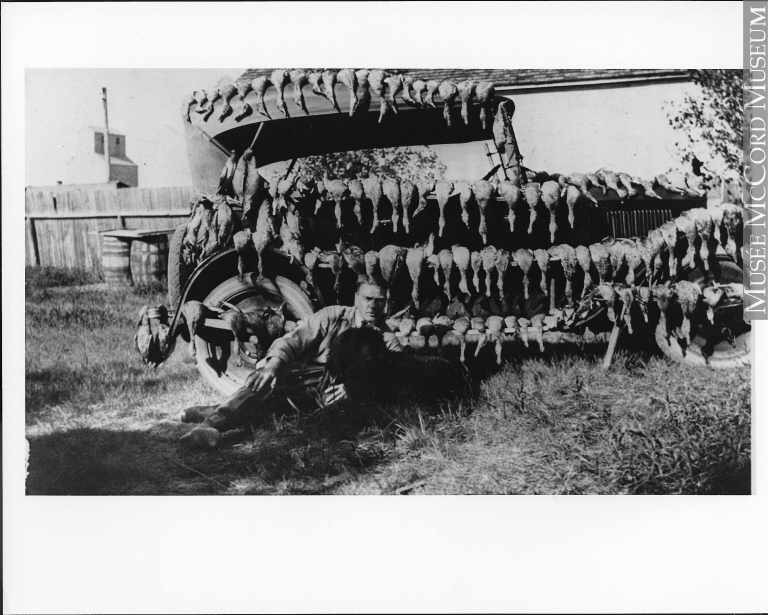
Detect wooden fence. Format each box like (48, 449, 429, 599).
(25, 185, 194, 270)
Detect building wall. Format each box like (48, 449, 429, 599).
(433, 80, 700, 183)
(93, 132, 126, 158)
(65, 152, 139, 187)
(65, 152, 108, 185)
(109, 162, 138, 186)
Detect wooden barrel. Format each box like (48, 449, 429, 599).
(130, 235, 169, 286)
(101, 236, 133, 287)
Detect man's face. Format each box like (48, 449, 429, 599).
(355, 284, 386, 324)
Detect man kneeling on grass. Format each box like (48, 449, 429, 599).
(179, 276, 403, 449)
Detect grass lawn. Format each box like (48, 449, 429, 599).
(25, 267, 751, 495)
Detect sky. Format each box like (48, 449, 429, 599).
(25, 68, 493, 189)
(25, 68, 246, 187)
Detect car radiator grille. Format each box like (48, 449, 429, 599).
(608, 208, 673, 239)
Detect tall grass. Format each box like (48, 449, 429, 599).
(336, 349, 750, 495)
(25, 265, 102, 293)
(25, 269, 751, 495)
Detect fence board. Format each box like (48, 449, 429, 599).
(25, 185, 194, 270)
(124, 216, 187, 232)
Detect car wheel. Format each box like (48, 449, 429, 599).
(193, 274, 317, 396)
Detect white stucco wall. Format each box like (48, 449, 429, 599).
(65, 152, 107, 185)
(67, 126, 138, 186)
(65, 152, 139, 186)
(432, 80, 700, 182)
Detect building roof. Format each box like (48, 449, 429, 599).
(26, 180, 130, 192)
(81, 125, 126, 136)
(101, 154, 136, 166)
(238, 68, 690, 89)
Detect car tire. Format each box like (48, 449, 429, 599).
(194, 274, 317, 397)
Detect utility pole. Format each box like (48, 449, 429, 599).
(102, 87, 112, 182)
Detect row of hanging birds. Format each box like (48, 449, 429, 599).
(595, 277, 731, 350)
(217, 162, 708, 254)
(182, 69, 498, 127)
(378, 267, 734, 366)
(226, 195, 742, 314)
(286, 168, 707, 241)
(388, 198, 744, 362)
(172, 201, 743, 367)
(160, 268, 732, 370)
(388, 304, 593, 364)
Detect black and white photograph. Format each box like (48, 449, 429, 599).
(23, 69, 752, 495)
(4, 3, 767, 613)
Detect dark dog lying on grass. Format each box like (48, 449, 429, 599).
(323, 327, 471, 405)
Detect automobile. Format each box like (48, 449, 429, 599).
(163, 69, 749, 396)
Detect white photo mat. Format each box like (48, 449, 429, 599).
(4, 3, 765, 613)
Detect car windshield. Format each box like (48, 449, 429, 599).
(259, 141, 496, 184)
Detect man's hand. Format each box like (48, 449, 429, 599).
(322, 383, 348, 406)
(244, 357, 281, 393)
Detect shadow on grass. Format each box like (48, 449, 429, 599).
(26, 422, 216, 495)
(25, 366, 199, 415)
(26, 376, 750, 497)
(25, 400, 419, 495)
(707, 464, 751, 495)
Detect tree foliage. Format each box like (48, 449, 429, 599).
(667, 69, 743, 182)
(293, 146, 447, 183)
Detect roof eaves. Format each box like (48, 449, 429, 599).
(239, 68, 691, 90)
(86, 125, 126, 136)
(94, 153, 137, 166)
(495, 72, 692, 94)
